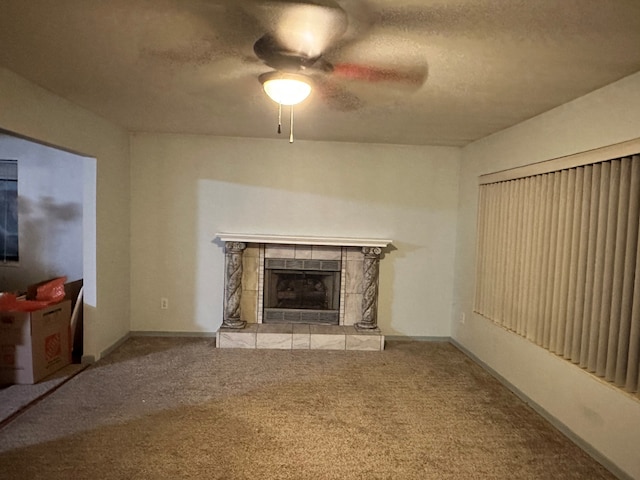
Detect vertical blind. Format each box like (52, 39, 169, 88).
(475, 154, 640, 395)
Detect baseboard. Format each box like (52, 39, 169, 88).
(130, 330, 218, 338)
(80, 354, 96, 365)
(385, 335, 450, 342)
(449, 338, 631, 480)
(128, 332, 447, 341)
(90, 331, 215, 364)
(98, 332, 131, 361)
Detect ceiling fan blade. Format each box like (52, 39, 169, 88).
(137, 0, 265, 67)
(323, 29, 430, 95)
(331, 0, 374, 44)
(242, 1, 348, 59)
(184, 58, 267, 92)
(312, 75, 363, 111)
(332, 63, 427, 88)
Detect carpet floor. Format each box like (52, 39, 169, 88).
(0, 337, 616, 479)
(0, 364, 87, 427)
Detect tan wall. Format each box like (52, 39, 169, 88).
(454, 71, 640, 479)
(0, 67, 131, 361)
(129, 134, 460, 337)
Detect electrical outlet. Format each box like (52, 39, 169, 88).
(460, 312, 466, 324)
(160, 297, 169, 310)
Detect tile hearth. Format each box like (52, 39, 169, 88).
(216, 323, 384, 351)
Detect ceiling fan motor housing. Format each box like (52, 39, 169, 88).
(253, 34, 322, 72)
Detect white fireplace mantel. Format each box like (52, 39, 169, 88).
(215, 233, 393, 248)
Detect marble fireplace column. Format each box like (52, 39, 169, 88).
(222, 241, 247, 329)
(355, 246, 382, 330)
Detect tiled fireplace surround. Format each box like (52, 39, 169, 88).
(215, 234, 391, 351)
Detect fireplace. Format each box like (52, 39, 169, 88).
(263, 258, 341, 325)
(214, 233, 392, 333)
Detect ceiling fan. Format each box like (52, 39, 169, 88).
(240, 0, 429, 140)
(247, 1, 428, 104)
(144, 0, 429, 140)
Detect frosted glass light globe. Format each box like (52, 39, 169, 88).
(260, 72, 312, 106)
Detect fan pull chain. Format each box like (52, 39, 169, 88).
(277, 103, 282, 134)
(289, 105, 294, 143)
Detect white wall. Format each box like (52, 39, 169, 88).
(453, 71, 640, 479)
(0, 67, 130, 361)
(0, 134, 85, 291)
(130, 134, 460, 337)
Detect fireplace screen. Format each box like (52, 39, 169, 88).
(263, 259, 341, 324)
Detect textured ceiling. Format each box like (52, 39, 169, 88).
(1, 0, 640, 146)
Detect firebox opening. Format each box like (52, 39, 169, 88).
(263, 259, 341, 325)
(267, 271, 339, 310)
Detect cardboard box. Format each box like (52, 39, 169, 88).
(0, 300, 71, 385)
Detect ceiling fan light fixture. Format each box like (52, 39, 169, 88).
(259, 72, 312, 106)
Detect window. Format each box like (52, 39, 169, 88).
(0, 159, 18, 263)
(475, 143, 640, 397)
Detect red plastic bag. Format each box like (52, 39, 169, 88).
(0, 293, 51, 312)
(34, 276, 67, 304)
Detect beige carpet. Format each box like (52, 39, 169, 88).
(0, 337, 616, 479)
(0, 364, 87, 427)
